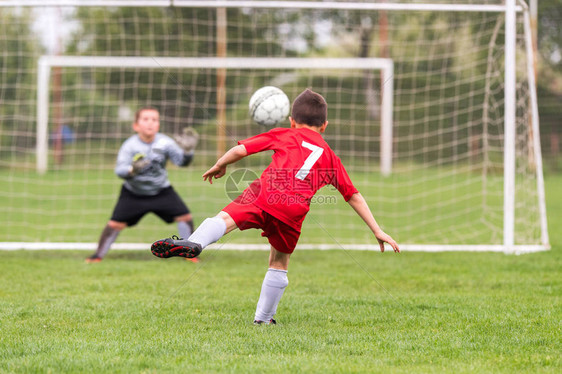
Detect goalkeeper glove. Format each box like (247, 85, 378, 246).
(174, 127, 199, 154)
(130, 153, 151, 175)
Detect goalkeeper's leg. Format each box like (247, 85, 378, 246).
(176, 215, 195, 261)
(175, 214, 194, 239)
(86, 221, 124, 262)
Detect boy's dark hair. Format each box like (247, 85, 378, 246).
(291, 89, 327, 127)
(134, 106, 159, 123)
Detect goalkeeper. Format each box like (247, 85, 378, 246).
(86, 106, 199, 263)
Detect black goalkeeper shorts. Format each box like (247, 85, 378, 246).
(111, 185, 190, 227)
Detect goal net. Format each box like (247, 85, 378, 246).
(0, 1, 549, 254)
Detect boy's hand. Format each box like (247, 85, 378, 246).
(130, 153, 151, 175)
(203, 164, 226, 184)
(203, 145, 247, 184)
(375, 230, 400, 253)
(174, 127, 199, 153)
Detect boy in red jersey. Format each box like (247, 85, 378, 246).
(151, 89, 399, 324)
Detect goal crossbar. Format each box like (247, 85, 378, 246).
(4, 1, 525, 13)
(37, 56, 394, 175)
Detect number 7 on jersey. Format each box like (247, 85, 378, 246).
(295, 141, 324, 180)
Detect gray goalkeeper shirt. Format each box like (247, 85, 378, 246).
(115, 133, 191, 196)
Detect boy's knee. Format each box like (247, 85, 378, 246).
(266, 269, 289, 289)
(174, 213, 192, 222)
(217, 211, 238, 233)
(108, 221, 126, 231)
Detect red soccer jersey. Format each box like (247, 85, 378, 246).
(238, 127, 358, 231)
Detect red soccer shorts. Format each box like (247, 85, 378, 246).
(222, 200, 300, 254)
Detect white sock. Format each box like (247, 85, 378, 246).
(187, 216, 226, 249)
(176, 220, 193, 239)
(254, 269, 289, 322)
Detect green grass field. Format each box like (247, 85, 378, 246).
(0, 163, 541, 246)
(0, 175, 560, 373)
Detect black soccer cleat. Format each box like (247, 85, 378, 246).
(253, 319, 276, 325)
(151, 235, 202, 259)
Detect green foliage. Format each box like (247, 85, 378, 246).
(69, 7, 204, 56)
(0, 9, 42, 153)
(62, 7, 295, 129)
(535, 0, 562, 163)
(538, 0, 562, 74)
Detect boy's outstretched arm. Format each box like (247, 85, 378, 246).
(203, 144, 248, 184)
(347, 193, 400, 253)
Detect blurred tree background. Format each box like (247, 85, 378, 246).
(537, 0, 562, 169)
(62, 2, 562, 170)
(0, 1, 560, 169)
(0, 9, 42, 152)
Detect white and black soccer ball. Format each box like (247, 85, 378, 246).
(249, 86, 290, 126)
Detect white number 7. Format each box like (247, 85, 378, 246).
(295, 141, 324, 180)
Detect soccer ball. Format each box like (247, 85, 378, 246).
(249, 86, 290, 126)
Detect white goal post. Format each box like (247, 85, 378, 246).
(37, 56, 394, 176)
(0, 0, 550, 254)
